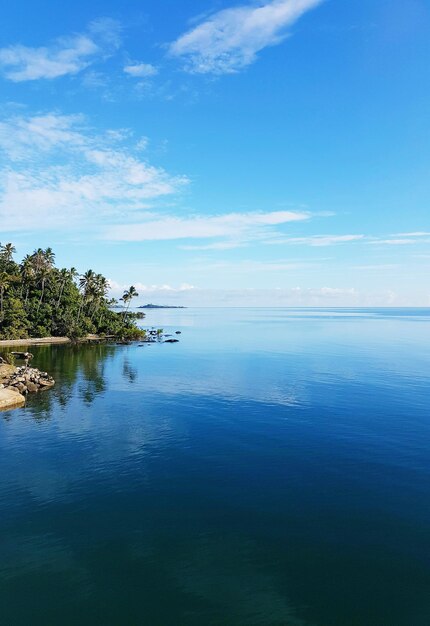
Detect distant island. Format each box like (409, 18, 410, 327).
(138, 304, 187, 309)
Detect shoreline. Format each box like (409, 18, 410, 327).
(0, 337, 71, 347)
(0, 334, 111, 347)
(0, 362, 55, 411)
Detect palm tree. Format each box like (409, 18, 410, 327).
(21, 255, 35, 307)
(77, 270, 96, 322)
(79, 270, 96, 294)
(55, 267, 79, 309)
(0, 271, 10, 320)
(56, 268, 70, 308)
(121, 286, 139, 320)
(69, 267, 78, 284)
(36, 265, 51, 313)
(44, 247, 55, 269)
(31, 248, 45, 273)
(1, 243, 16, 263)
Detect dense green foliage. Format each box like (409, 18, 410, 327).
(0, 244, 144, 340)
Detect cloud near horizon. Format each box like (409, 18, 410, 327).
(169, 0, 323, 74)
(0, 18, 121, 81)
(103, 284, 415, 308)
(108, 280, 195, 297)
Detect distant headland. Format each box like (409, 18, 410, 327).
(138, 304, 187, 309)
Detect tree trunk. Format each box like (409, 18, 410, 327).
(56, 282, 65, 308)
(37, 280, 45, 314)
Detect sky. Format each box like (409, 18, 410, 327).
(0, 0, 429, 306)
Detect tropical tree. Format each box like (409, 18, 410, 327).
(0, 271, 10, 320)
(0, 248, 143, 340)
(121, 286, 139, 320)
(1, 243, 16, 264)
(20, 255, 35, 307)
(36, 264, 52, 313)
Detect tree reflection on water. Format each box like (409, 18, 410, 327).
(14, 343, 121, 420)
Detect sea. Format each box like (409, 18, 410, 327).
(0, 307, 429, 625)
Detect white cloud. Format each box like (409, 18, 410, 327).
(0, 112, 188, 231)
(135, 136, 150, 151)
(267, 234, 365, 246)
(108, 280, 195, 297)
(393, 232, 430, 237)
(0, 113, 87, 159)
(353, 264, 398, 270)
(124, 63, 158, 77)
(367, 238, 430, 245)
(104, 286, 411, 307)
(188, 259, 319, 272)
(104, 210, 310, 241)
(366, 232, 430, 246)
(169, 0, 323, 74)
(0, 18, 121, 82)
(180, 241, 247, 250)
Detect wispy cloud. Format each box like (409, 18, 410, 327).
(267, 234, 365, 246)
(124, 63, 158, 77)
(104, 285, 408, 308)
(265, 232, 430, 247)
(180, 241, 247, 251)
(353, 264, 398, 270)
(169, 0, 323, 74)
(108, 280, 195, 297)
(367, 237, 430, 245)
(183, 258, 320, 272)
(392, 232, 430, 237)
(104, 210, 311, 241)
(363, 232, 430, 246)
(0, 112, 187, 231)
(0, 18, 121, 82)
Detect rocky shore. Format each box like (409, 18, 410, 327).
(0, 363, 55, 410)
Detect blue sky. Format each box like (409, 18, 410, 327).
(0, 0, 429, 305)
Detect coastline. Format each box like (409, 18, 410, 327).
(0, 334, 110, 347)
(0, 337, 71, 347)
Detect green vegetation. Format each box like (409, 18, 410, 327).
(0, 244, 144, 341)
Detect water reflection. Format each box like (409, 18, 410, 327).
(1, 343, 131, 421)
(122, 357, 138, 384)
(0, 309, 429, 625)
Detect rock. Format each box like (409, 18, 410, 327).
(0, 364, 55, 405)
(39, 379, 55, 387)
(0, 389, 25, 410)
(6, 386, 21, 394)
(11, 352, 33, 361)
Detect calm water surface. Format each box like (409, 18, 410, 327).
(1, 308, 430, 625)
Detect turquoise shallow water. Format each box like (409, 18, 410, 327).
(0, 307, 430, 625)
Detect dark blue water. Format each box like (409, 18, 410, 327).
(0, 308, 429, 625)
